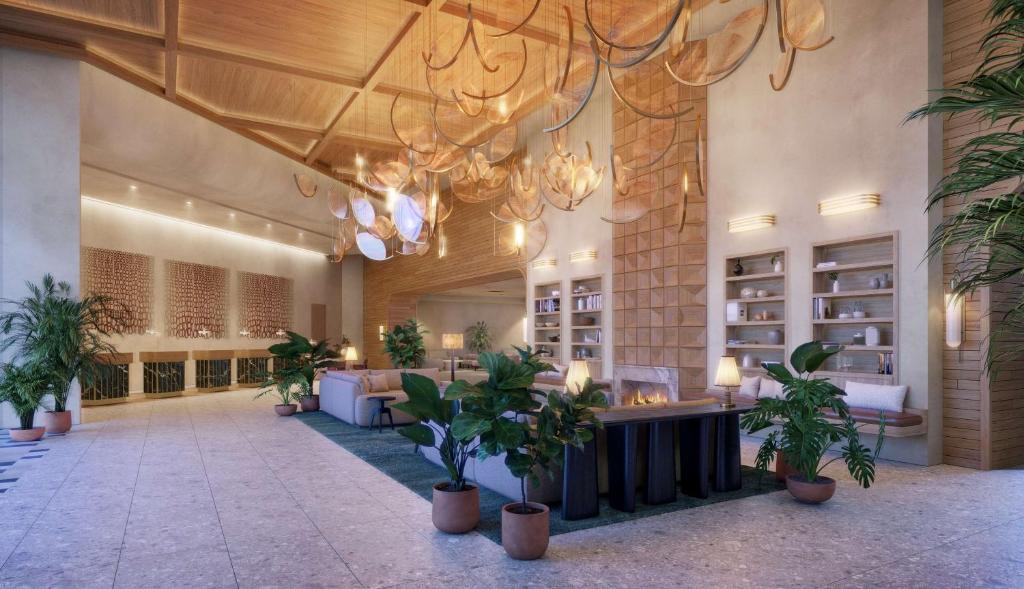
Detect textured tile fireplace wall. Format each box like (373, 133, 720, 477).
(612, 365, 679, 407)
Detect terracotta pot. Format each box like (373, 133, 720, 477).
(501, 501, 550, 560)
(786, 475, 836, 504)
(44, 411, 72, 434)
(299, 395, 320, 412)
(274, 404, 298, 417)
(774, 451, 796, 482)
(10, 427, 45, 442)
(432, 483, 480, 534)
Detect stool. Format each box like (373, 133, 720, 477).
(369, 396, 396, 433)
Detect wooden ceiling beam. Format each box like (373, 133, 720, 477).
(164, 0, 179, 98)
(176, 42, 364, 88)
(219, 115, 324, 139)
(0, 1, 163, 47)
(0, 28, 85, 60)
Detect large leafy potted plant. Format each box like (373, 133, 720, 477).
(0, 275, 122, 434)
(741, 342, 886, 504)
(394, 373, 480, 534)
(383, 319, 427, 368)
(254, 372, 307, 416)
(447, 348, 607, 560)
(0, 362, 53, 441)
(264, 331, 339, 412)
(463, 321, 491, 355)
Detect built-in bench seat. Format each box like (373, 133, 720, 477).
(819, 406, 926, 437)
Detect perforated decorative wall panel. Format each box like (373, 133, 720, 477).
(164, 260, 228, 338)
(81, 247, 154, 334)
(238, 271, 294, 338)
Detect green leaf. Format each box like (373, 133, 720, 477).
(451, 412, 491, 440)
(397, 423, 435, 447)
(789, 341, 823, 373)
(491, 418, 526, 450)
(762, 362, 793, 383)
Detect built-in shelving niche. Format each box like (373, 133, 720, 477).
(724, 249, 789, 375)
(569, 275, 604, 375)
(532, 281, 562, 362)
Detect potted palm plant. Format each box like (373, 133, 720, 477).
(741, 342, 886, 504)
(463, 321, 491, 355)
(0, 362, 53, 441)
(264, 331, 339, 412)
(0, 275, 122, 434)
(393, 373, 480, 534)
(448, 348, 607, 559)
(255, 371, 307, 416)
(383, 319, 427, 368)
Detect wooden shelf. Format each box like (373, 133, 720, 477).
(727, 321, 785, 327)
(535, 311, 560, 316)
(571, 308, 603, 314)
(571, 292, 598, 298)
(813, 288, 893, 298)
(725, 271, 785, 283)
(534, 327, 560, 331)
(813, 317, 894, 324)
(812, 260, 893, 273)
(726, 295, 785, 303)
(726, 344, 785, 350)
(836, 345, 894, 352)
(571, 326, 599, 330)
(571, 342, 601, 346)
(534, 296, 560, 301)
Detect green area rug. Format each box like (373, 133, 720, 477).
(296, 411, 785, 543)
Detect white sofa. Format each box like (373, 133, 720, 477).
(319, 368, 436, 427)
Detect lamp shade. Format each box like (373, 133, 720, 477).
(442, 333, 464, 350)
(565, 359, 590, 394)
(344, 346, 359, 362)
(714, 356, 741, 387)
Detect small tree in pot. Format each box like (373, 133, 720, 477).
(0, 362, 53, 442)
(383, 319, 427, 368)
(254, 371, 307, 416)
(447, 347, 607, 559)
(393, 373, 480, 534)
(741, 342, 886, 504)
(264, 331, 339, 412)
(463, 321, 491, 355)
(0, 275, 123, 434)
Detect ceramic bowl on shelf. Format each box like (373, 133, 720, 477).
(838, 313, 851, 319)
(740, 287, 756, 299)
(853, 312, 866, 319)
(756, 289, 769, 298)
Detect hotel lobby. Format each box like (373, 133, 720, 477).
(0, 0, 1022, 587)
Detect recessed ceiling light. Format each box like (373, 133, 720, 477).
(266, 223, 272, 228)
(229, 212, 236, 218)
(129, 184, 138, 191)
(185, 200, 193, 206)
(298, 232, 304, 237)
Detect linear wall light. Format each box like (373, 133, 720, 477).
(727, 214, 776, 233)
(818, 193, 881, 216)
(569, 249, 598, 262)
(531, 258, 557, 269)
(378, 325, 386, 341)
(82, 196, 326, 257)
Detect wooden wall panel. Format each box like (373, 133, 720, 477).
(611, 59, 708, 398)
(310, 303, 327, 341)
(81, 246, 154, 334)
(363, 202, 522, 368)
(165, 260, 228, 338)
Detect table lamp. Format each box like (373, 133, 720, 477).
(441, 333, 463, 382)
(714, 355, 741, 409)
(344, 346, 358, 370)
(565, 359, 590, 395)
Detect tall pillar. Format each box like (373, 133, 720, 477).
(0, 48, 82, 427)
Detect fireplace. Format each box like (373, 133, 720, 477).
(612, 365, 679, 407)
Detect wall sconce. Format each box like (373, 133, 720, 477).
(818, 193, 881, 216)
(945, 276, 964, 349)
(727, 214, 776, 233)
(532, 258, 557, 269)
(570, 249, 598, 262)
(437, 227, 447, 259)
(378, 325, 385, 341)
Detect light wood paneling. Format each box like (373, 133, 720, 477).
(310, 303, 327, 341)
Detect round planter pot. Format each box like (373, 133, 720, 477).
(501, 501, 550, 560)
(274, 404, 298, 417)
(786, 475, 837, 504)
(10, 427, 45, 442)
(44, 411, 72, 434)
(432, 483, 480, 534)
(299, 395, 320, 413)
(774, 451, 796, 482)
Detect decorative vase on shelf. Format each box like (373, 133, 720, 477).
(868, 277, 880, 289)
(733, 260, 744, 276)
(832, 280, 840, 294)
(773, 258, 784, 273)
(767, 330, 782, 345)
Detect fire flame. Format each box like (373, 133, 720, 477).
(630, 391, 668, 406)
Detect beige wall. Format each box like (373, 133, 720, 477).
(81, 199, 359, 393)
(705, 0, 944, 464)
(0, 49, 82, 428)
(417, 296, 526, 356)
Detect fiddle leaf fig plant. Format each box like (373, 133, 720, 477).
(464, 321, 491, 355)
(383, 319, 428, 368)
(741, 341, 886, 488)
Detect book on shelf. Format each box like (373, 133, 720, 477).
(877, 352, 893, 375)
(815, 261, 838, 269)
(812, 297, 832, 319)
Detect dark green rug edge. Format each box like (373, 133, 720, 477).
(295, 411, 785, 543)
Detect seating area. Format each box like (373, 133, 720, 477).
(1, 0, 1023, 585)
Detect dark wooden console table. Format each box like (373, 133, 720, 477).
(561, 402, 752, 521)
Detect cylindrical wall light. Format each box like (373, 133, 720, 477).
(945, 292, 964, 348)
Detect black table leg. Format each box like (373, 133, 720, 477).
(645, 421, 677, 505)
(607, 424, 639, 513)
(561, 432, 599, 520)
(679, 417, 710, 499)
(714, 414, 742, 492)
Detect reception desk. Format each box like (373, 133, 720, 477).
(193, 350, 234, 392)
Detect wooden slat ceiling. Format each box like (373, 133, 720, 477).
(0, 0, 709, 182)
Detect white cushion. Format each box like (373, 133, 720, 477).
(843, 381, 907, 413)
(758, 379, 785, 399)
(738, 376, 760, 398)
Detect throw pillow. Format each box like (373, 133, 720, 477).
(368, 373, 390, 393)
(739, 375, 761, 398)
(759, 378, 785, 399)
(844, 381, 907, 413)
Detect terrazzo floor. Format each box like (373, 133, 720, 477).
(0, 389, 1020, 588)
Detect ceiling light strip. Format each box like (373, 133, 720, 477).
(81, 196, 327, 258)
(727, 214, 776, 233)
(818, 193, 881, 216)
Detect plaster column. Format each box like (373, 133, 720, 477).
(0, 48, 82, 427)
